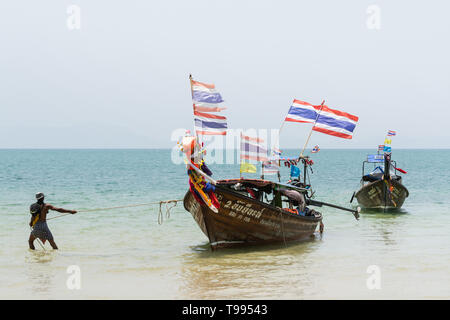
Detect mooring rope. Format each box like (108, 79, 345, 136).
(158, 200, 179, 225)
(46, 199, 184, 224)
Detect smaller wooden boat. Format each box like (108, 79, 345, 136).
(352, 153, 409, 209)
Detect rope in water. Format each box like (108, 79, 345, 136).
(46, 199, 184, 225)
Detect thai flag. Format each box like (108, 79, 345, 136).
(285, 99, 317, 124)
(262, 160, 280, 175)
(387, 130, 396, 136)
(192, 80, 224, 104)
(378, 145, 385, 152)
(191, 79, 227, 135)
(311, 145, 320, 153)
(285, 99, 358, 139)
(312, 105, 359, 139)
(240, 133, 269, 162)
(271, 147, 282, 158)
(194, 111, 227, 135)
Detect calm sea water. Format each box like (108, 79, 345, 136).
(0, 149, 449, 299)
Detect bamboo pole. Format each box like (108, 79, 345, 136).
(189, 74, 197, 142)
(261, 162, 264, 180)
(299, 100, 325, 157)
(239, 132, 243, 179)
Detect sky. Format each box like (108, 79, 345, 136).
(0, 1, 449, 149)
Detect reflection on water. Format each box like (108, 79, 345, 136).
(25, 251, 57, 296)
(180, 239, 321, 299)
(360, 209, 409, 246)
(360, 207, 409, 215)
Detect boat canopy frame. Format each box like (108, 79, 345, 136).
(361, 159, 398, 186)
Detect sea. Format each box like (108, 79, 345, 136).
(0, 149, 449, 299)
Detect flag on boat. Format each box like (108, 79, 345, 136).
(192, 80, 224, 104)
(384, 138, 392, 145)
(290, 165, 301, 179)
(284, 99, 359, 139)
(240, 161, 257, 173)
(384, 146, 392, 153)
(191, 78, 228, 135)
(312, 104, 358, 139)
(311, 145, 320, 153)
(193, 111, 227, 136)
(387, 130, 396, 136)
(285, 99, 317, 124)
(262, 160, 280, 175)
(378, 145, 385, 152)
(271, 147, 282, 158)
(240, 133, 269, 162)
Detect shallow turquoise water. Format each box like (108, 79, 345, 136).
(0, 149, 449, 299)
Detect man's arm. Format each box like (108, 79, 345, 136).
(29, 216, 34, 227)
(47, 204, 77, 214)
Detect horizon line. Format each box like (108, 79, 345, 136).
(1, 147, 450, 150)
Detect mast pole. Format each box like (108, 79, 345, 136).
(274, 106, 289, 154)
(239, 132, 242, 179)
(189, 74, 200, 145)
(299, 100, 325, 158)
(261, 162, 264, 180)
(303, 158, 307, 185)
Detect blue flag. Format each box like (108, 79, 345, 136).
(290, 165, 301, 178)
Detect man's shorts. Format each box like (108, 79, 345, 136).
(31, 221, 54, 241)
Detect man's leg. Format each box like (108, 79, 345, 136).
(44, 224, 57, 249)
(48, 239, 58, 250)
(28, 234, 36, 250)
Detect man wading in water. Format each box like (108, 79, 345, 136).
(28, 192, 77, 250)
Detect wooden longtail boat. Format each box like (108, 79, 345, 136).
(183, 178, 322, 249)
(182, 75, 360, 249)
(353, 153, 409, 209)
(183, 155, 359, 250)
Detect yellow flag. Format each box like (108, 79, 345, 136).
(384, 138, 392, 145)
(240, 162, 257, 173)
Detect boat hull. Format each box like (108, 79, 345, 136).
(183, 186, 322, 249)
(355, 179, 409, 209)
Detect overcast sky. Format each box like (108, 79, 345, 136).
(0, 1, 449, 149)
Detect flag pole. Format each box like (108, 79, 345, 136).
(273, 102, 290, 168)
(299, 100, 325, 158)
(191, 74, 206, 162)
(239, 132, 242, 179)
(261, 162, 264, 180)
(189, 74, 197, 139)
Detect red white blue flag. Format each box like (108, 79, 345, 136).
(285, 99, 359, 139)
(271, 147, 282, 158)
(240, 133, 269, 162)
(285, 99, 317, 124)
(312, 105, 358, 139)
(311, 145, 320, 153)
(262, 160, 280, 175)
(191, 79, 228, 135)
(387, 130, 396, 136)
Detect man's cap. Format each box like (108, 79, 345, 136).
(35, 192, 45, 200)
